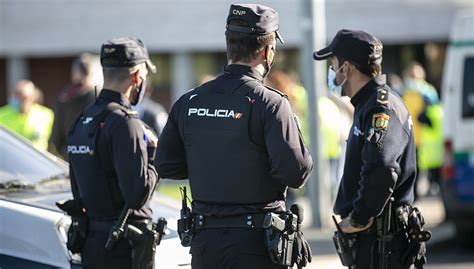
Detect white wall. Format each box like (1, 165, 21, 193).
(1, 0, 473, 57)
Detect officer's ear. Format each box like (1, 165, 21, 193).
(130, 70, 140, 85)
(263, 45, 272, 61)
(342, 61, 352, 75)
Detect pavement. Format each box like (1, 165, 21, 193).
(299, 195, 454, 269)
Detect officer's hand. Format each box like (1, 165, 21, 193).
(142, 126, 158, 148)
(339, 216, 373, 234)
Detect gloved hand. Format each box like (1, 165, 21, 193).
(402, 241, 426, 269)
(401, 206, 429, 269)
(292, 230, 312, 268)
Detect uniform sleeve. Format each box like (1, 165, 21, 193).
(351, 106, 407, 225)
(69, 163, 81, 201)
(155, 97, 188, 179)
(264, 97, 313, 188)
(111, 118, 158, 209)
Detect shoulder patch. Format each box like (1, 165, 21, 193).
(121, 109, 139, 118)
(372, 113, 390, 130)
(376, 88, 389, 105)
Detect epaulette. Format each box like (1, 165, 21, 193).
(263, 84, 288, 98)
(122, 109, 139, 118)
(376, 87, 389, 106)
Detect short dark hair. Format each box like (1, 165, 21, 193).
(336, 55, 382, 78)
(102, 63, 145, 84)
(225, 20, 275, 63)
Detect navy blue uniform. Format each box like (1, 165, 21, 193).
(155, 64, 312, 268)
(334, 75, 417, 269)
(68, 89, 158, 268)
(335, 75, 416, 224)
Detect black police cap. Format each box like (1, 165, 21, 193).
(313, 29, 383, 67)
(100, 37, 156, 73)
(226, 4, 284, 44)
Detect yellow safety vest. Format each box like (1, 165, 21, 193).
(292, 85, 342, 159)
(0, 104, 54, 151)
(418, 104, 444, 170)
(402, 90, 424, 147)
(318, 97, 342, 159)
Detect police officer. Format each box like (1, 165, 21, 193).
(155, 4, 313, 269)
(68, 37, 158, 269)
(314, 29, 428, 268)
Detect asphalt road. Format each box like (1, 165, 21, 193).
(426, 235, 474, 269)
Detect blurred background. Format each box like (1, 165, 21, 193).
(1, 0, 473, 268)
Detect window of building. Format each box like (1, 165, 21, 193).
(462, 57, 474, 118)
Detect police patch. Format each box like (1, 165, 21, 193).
(372, 113, 390, 130)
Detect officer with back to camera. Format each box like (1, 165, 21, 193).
(155, 4, 313, 269)
(313, 29, 430, 269)
(67, 37, 158, 269)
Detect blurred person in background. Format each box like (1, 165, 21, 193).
(403, 62, 444, 197)
(266, 70, 344, 200)
(50, 53, 102, 158)
(133, 82, 168, 137)
(387, 73, 404, 95)
(0, 80, 54, 151)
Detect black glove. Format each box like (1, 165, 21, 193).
(402, 241, 426, 269)
(292, 230, 312, 268)
(401, 207, 429, 269)
(56, 199, 88, 253)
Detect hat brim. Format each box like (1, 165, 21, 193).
(313, 47, 333, 60)
(276, 31, 284, 44)
(146, 59, 157, 73)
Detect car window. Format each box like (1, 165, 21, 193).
(462, 57, 474, 118)
(0, 127, 67, 184)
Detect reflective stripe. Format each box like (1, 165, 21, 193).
(453, 151, 474, 202)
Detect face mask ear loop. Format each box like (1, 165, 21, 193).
(339, 63, 348, 87)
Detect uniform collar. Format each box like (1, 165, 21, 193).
(223, 64, 264, 82)
(350, 74, 386, 107)
(99, 89, 132, 108)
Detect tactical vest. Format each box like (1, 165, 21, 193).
(183, 80, 284, 204)
(67, 102, 129, 219)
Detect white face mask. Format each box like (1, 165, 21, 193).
(327, 65, 347, 96)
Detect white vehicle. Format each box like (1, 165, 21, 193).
(440, 10, 474, 246)
(0, 126, 191, 268)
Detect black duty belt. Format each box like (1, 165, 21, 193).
(194, 213, 268, 230)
